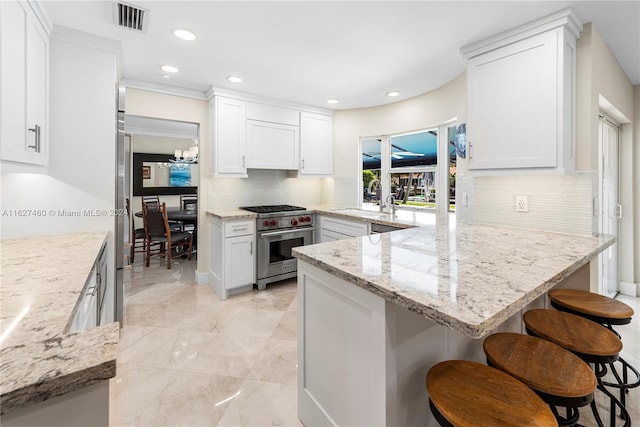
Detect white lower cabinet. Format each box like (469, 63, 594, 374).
(317, 216, 369, 243)
(71, 242, 108, 332)
(209, 217, 256, 299)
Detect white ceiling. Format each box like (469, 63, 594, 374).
(42, 1, 639, 110)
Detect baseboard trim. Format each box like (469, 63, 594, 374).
(195, 270, 209, 286)
(619, 281, 638, 297)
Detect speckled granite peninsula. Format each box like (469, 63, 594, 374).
(294, 213, 614, 338)
(0, 232, 119, 415)
(293, 212, 615, 426)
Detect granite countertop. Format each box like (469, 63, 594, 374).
(207, 209, 257, 220)
(293, 212, 615, 338)
(0, 232, 119, 414)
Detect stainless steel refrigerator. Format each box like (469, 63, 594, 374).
(114, 82, 128, 325)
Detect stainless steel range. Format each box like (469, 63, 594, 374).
(240, 205, 314, 290)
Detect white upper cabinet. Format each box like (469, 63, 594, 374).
(246, 120, 299, 170)
(212, 96, 247, 176)
(461, 9, 582, 174)
(300, 112, 333, 176)
(0, 0, 49, 166)
(246, 102, 299, 170)
(209, 92, 334, 176)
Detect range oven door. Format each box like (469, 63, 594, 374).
(257, 227, 313, 288)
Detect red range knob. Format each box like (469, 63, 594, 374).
(291, 219, 298, 226)
(299, 217, 305, 222)
(263, 220, 270, 226)
(270, 219, 277, 226)
(305, 216, 311, 222)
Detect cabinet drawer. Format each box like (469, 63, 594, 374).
(320, 216, 368, 237)
(224, 220, 254, 237)
(246, 102, 299, 126)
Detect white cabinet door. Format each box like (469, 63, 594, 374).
(300, 112, 333, 175)
(246, 120, 299, 170)
(224, 234, 255, 290)
(462, 11, 579, 174)
(0, 0, 48, 166)
(213, 96, 247, 176)
(467, 31, 557, 170)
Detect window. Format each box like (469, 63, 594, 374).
(361, 123, 457, 213)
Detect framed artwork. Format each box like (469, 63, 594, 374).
(455, 123, 467, 158)
(142, 165, 151, 179)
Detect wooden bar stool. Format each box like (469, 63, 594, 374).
(523, 309, 631, 427)
(548, 289, 639, 409)
(483, 332, 597, 426)
(426, 360, 557, 427)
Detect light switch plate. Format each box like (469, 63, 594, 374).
(516, 195, 528, 212)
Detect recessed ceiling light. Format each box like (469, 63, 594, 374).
(160, 65, 179, 73)
(327, 99, 340, 104)
(172, 29, 196, 41)
(387, 91, 400, 97)
(227, 76, 243, 83)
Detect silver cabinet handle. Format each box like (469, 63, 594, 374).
(242, 155, 246, 167)
(250, 241, 253, 255)
(468, 141, 472, 159)
(28, 124, 41, 153)
(232, 226, 248, 232)
(302, 158, 305, 170)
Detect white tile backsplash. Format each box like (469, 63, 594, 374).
(206, 170, 327, 210)
(457, 172, 596, 236)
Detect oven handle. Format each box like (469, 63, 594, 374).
(259, 228, 313, 238)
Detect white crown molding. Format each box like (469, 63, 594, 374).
(207, 86, 335, 116)
(50, 25, 121, 54)
(460, 8, 583, 60)
(124, 78, 209, 101)
(27, 1, 52, 35)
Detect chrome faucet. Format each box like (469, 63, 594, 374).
(385, 195, 396, 215)
(368, 179, 384, 212)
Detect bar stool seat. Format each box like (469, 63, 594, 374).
(484, 332, 596, 425)
(426, 360, 557, 427)
(548, 289, 634, 327)
(547, 289, 640, 411)
(523, 309, 630, 426)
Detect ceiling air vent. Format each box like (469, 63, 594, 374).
(114, 1, 149, 33)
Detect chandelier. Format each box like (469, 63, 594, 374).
(171, 139, 199, 164)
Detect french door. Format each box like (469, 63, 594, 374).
(599, 115, 620, 297)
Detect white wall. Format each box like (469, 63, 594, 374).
(1, 31, 117, 240)
(634, 85, 640, 291)
(333, 73, 466, 204)
(125, 88, 209, 280)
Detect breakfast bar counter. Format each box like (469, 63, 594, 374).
(293, 212, 615, 426)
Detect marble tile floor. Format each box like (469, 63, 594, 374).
(110, 255, 640, 426)
(110, 257, 302, 426)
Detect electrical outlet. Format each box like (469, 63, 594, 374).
(516, 195, 528, 212)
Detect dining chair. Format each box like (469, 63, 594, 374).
(180, 194, 198, 209)
(126, 198, 147, 262)
(142, 195, 160, 205)
(142, 202, 193, 269)
(180, 194, 198, 232)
